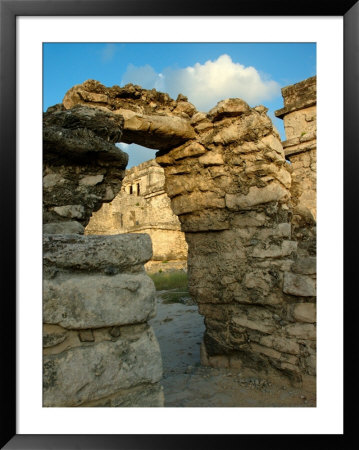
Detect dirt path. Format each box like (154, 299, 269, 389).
(149, 290, 316, 407)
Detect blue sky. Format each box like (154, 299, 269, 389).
(43, 43, 316, 168)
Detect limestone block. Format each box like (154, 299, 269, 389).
(225, 183, 289, 210)
(43, 326, 162, 406)
(43, 234, 152, 273)
(243, 270, 273, 295)
(305, 355, 316, 376)
(43, 325, 68, 348)
(43, 221, 85, 235)
(171, 191, 225, 215)
(171, 142, 206, 160)
(232, 141, 263, 154)
(283, 272, 316, 297)
(43, 173, 66, 189)
(207, 98, 250, 121)
(53, 205, 85, 219)
(230, 212, 267, 228)
(198, 150, 224, 166)
(252, 240, 297, 258)
(79, 174, 104, 186)
(44, 104, 124, 143)
(173, 100, 197, 118)
(255, 223, 291, 240)
(122, 113, 196, 150)
(250, 342, 281, 360)
(231, 306, 277, 334)
(261, 134, 285, 156)
(259, 335, 300, 355)
(43, 272, 156, 329)
(213, 123, 239, 144)
(291, 256, 316, 274)
(190, 112, 207, 125)
(78, 89, 108, 104)
(292, 303, 316, 323)
(284, 323, 316, 340)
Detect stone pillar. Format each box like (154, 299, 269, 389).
(275, 76, 317, 223)
(43, 234, 163, 407)
(43, 103, 164, 406)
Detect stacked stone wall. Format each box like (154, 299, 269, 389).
(43, 103, 164, 406)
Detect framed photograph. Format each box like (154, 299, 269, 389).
(1, 0, 356, 448)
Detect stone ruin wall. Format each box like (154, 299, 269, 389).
(85, 159, 188, 273)
(43, 104, 164, 406)
(43, 76, 317, 406)
(275, 76, 317, 223)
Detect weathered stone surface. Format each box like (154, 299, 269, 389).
(81, 383, 164, 407)
(283, 272, 316, 297)
(52, 205, 85, 219)
(292, 303, 316, 323)
(43, 104, 124, 143)
(207, 98, 250, 121)
(43, 325, 162, 406)
(231, 305, 278, 335)
(43, 234, 152, 274)
(292, 256, 316, 274)
(43, 324, 68, 348)
(225, 183, 289, 210)
(43, 272, 156, 329)
(43, 104, 128, 228)
(259, 335, 300, 355)
(122, 113, 196, 150)
(171, 191, 225, 215)
(252, 240, 297, 258)
(43, 221, 85, 235)
(285, 323, 316, 340)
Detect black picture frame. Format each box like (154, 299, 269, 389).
(1, 0, 356, 448)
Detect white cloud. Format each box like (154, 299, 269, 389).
(121, 54, 280, 111)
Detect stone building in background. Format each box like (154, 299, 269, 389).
(85, 159, 188, 273)
(275, 76, 316, 222)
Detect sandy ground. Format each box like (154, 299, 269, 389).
(149, 290, 316, 407)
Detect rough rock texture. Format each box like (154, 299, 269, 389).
(46, 78, 317, 397)
(43, 104, 128, 230)
(43, 234, 164, 407)
(63, 80, 197, 150)
(85, 159, 188, 272)
(43, 100, 164, 407)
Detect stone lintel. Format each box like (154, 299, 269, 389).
(275, 99, 316, 119)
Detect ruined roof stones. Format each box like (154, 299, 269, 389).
(62, 79, 197, 150)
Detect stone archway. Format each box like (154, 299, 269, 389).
(43, 79, 316, 407)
